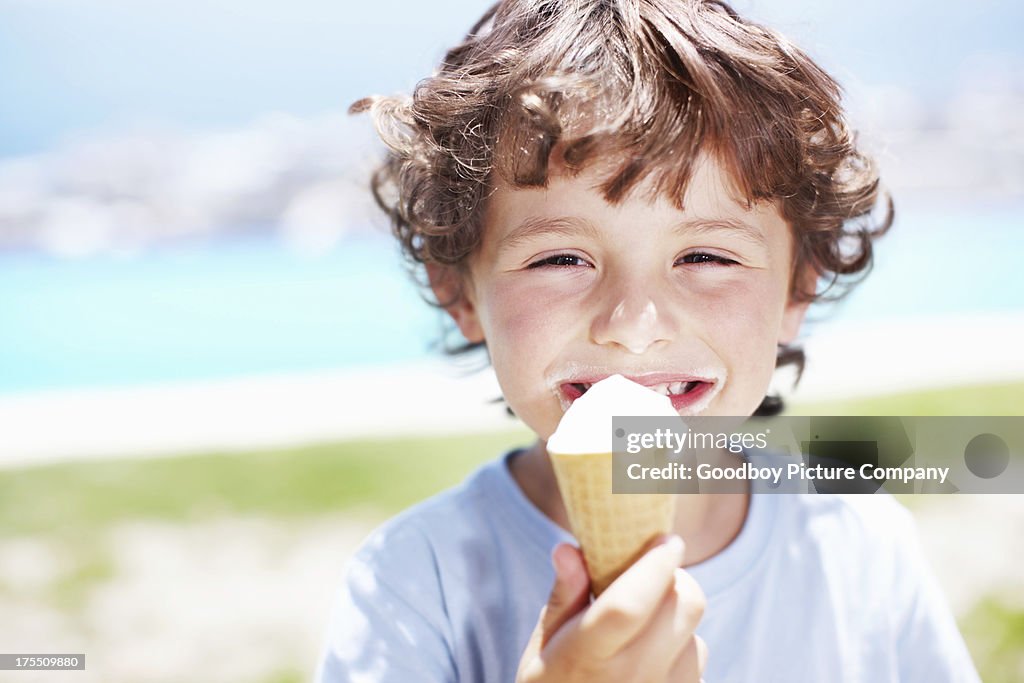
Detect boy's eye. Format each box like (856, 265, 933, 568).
(676, 252, 738, 266)
(527, 254, 591, 269)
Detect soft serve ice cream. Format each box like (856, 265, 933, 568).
(547, 374, 680, 595)
(548, 374, 682, 454)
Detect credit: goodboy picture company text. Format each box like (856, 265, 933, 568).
(611, 416, 1024, 495)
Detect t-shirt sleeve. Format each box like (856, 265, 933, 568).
(892, 510, 981, 683)
(315, 521, 456, 683)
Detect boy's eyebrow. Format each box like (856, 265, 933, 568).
(674, 218, 769, 249)
(497, 216, 600, 251)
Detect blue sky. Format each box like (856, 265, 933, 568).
(1, 0, 1021, 157)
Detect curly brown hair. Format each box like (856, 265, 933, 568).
(352, 0, 892, 415)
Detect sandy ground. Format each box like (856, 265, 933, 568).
(0, 514, 377, 683)
(0, 497, 1021, 683)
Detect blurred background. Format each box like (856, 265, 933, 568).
(1, 0, 1022, 681)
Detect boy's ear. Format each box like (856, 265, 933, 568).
(779, 265, 817, 345)
(425, 263, 485, 343)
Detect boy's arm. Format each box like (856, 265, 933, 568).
(893, 512, 981, 683)
(315, 529, 456, 683)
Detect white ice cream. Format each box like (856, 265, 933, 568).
(546, 374, 680, 455)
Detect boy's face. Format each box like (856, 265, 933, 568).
(437, 154, 810, 442)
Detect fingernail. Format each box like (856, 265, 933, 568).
(551, 543, 572, 574)
(666, 535, 685, 557)
(551, 547, 564, 574)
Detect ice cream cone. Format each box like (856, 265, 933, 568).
(546, 374, 681, 596)
(550, 450, 676, 595)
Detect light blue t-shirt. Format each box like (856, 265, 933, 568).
(316, 450, 980, 682)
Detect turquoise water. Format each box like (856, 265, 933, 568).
(810, 202, 1023, 323)
(1, 203, 1021, 394)
(0, 235, 438, 394)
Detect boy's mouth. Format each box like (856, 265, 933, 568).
(558, 374, 719, 413)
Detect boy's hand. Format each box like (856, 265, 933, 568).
(516, 537, 707, 682)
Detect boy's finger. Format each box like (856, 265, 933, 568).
(539, 543, 591, 647)
(672, 567, 707, 637)
(667, 635, 708, 682)
(517, 544, 590, 674)
(617, 568, 706, 671)
(579, 535, 685, 653)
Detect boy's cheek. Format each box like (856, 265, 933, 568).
(479, 280, 577, 341)
(698, 277, 787, 335)
(484, 285, 548, 326)
(698, 281, 790, 409)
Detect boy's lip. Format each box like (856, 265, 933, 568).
(555, 371, 724, 414)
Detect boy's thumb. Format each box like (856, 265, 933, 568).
(539, 543, 591, 645)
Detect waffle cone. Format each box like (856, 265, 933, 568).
(550, 451, 676, 596)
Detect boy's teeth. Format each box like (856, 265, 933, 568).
(651, 381, 702, 396)
(570, 379, 702, 397)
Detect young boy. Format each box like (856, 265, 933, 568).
(318, 1, 980, 680)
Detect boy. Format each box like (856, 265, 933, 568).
(318, 1, 980, 680)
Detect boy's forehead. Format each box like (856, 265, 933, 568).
(485, 152, 790, 240)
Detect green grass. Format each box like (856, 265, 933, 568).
(2, 381, 1020, 537)
(0, 429, 531, 536)
(961, 595, 1024, 683)
(789, 381, 1024, 415)
(258, 669, 306, 683)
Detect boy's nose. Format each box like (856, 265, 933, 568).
(589, 284, 675, 355)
